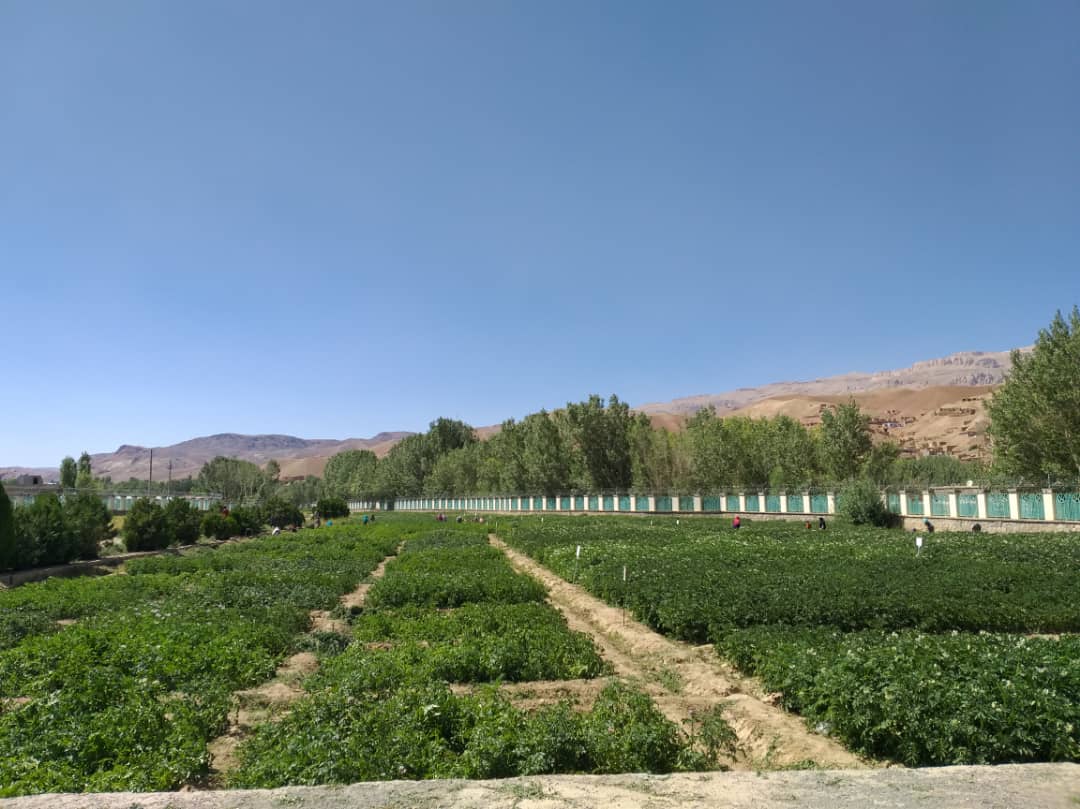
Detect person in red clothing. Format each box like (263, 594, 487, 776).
(733, 515, 741, 530)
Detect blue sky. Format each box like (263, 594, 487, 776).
(2, 1, 1078, 467)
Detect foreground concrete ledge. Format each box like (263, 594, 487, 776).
(1, 764, 1078, 809)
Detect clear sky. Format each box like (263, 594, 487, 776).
(2, 1, 1078, 467)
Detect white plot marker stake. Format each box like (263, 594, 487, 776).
(915, 535, 923, 557)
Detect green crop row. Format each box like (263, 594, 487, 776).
(501, 515, 1080, 765)
(505, 517, 1080, 638)
(365, 540, 547, 610)
(231, 528, 714, 785)
(716, 627, 1080, 765)
(0, 522, 400, 796)
(347, 603, 609, 682)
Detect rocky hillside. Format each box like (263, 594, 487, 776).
(1, 432, 413, 484)
(2, 349, 1026, 482)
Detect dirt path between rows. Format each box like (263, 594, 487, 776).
(204, 548, 400, 783)
(490, 534, 865, 771)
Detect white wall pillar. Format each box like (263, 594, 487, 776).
(922, 490, 932, 518)
(738, 493, 746, 512)
(1008, 490, 1020, 520)
(779, 493, 788, 514)
(976, 491, 987, 520)
(948, 490, 959, 519)
(1043, 489, 1055, 521)
(827, 492, 836, 514)
(648, 495, 656, 513)
(693, 495, 702, 513)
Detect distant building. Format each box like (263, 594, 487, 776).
(14, 474, 43, 486)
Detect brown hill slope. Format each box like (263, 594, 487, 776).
(78, 432, 413, 482)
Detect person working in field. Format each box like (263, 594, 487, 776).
(732, 515, 741, 530)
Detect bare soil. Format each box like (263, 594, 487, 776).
(489, 534, 865, 771)
(2, 764, 1076, 809)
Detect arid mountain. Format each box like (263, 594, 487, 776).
(1, 432, 413, 484)
(1, 349, 1026, 482)
(637, 349, 1021, 417)
(633, 349, 1026, 462)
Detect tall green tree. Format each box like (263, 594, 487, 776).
(987, 307, 1080, 483)
(324, 450, 378, 499)
(564, 395, 635, 491)
(75, 451, 95, 489)
(59, 456, 77, 489)
(197, 456, 273, 504)
(520, 411, 571, 494)
(819, 400, 873, 482)
(0, 482, 13, 570)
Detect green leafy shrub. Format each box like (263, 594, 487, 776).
(0, 482, 14, 570)
(262, 497, 303, 529)
(15, 494, 77, 566)
(838, 478, 899, 527)
(64, 493, 115, 559)
(229, 506, 264, 536)
(163, 499, 201, 546)
(315, 497, 349, 520)
(122, 498, 168, 551)
(200, 512, 238, 542)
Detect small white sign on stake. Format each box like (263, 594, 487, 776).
(622, 565, 627, 582)
(915, 535, 923, 556)
(576, 545, 581, 559)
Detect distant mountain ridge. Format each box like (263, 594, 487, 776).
(0, 432, 413, 484)
(1, 348, 1026, 482)
(637, 349, 1022, 417)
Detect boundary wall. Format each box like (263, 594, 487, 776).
(391, 488, 1080, 532)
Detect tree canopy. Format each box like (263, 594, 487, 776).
(987, 307, 1080, 483)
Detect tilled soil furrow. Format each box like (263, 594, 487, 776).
(204, 545, 401, 783)
(490, 534, 865, 770)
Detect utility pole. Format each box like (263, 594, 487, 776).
(148, 448, 154, 496)
(168, 459, 173, 497)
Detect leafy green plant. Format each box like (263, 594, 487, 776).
(123, 498, 168, 551)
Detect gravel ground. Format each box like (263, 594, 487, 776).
(1, 765, 1077, 809)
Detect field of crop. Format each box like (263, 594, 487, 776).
(504, 516, 1080, 766)
(230, 528, 717, 786)
(0, 517, 734, 797)
(0, 522, 405, 796)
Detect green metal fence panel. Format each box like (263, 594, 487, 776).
(546, 497, 557, 511)
(532, 496, 543, 510)
(931, 493, 951, 517)
(725, 495, 740, 512)
(986, 492, 1010, 518)
(957, 493, 978, 518)
(1055, 492, 1080, 521)
(618, 495, 632, 511)
(812, 493, 831, 513)
(679, 495, 695, 512)
(520, 497, 530, 511)
(655, 495, 673, 512)
(588, 495, 599, 511)
(634, 495, 650, 511)
(574, 496, 585, 510)
(745, 494, 760, 512)
(906, 493, 924, 516)
(702, 495, 722, 512)
(765, 494, 781, 513)
(1020, 492, 1045, 520)
(787, 493, 805, 513)
(603, 495, 614, 511)
(560, 496, 571, 510)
